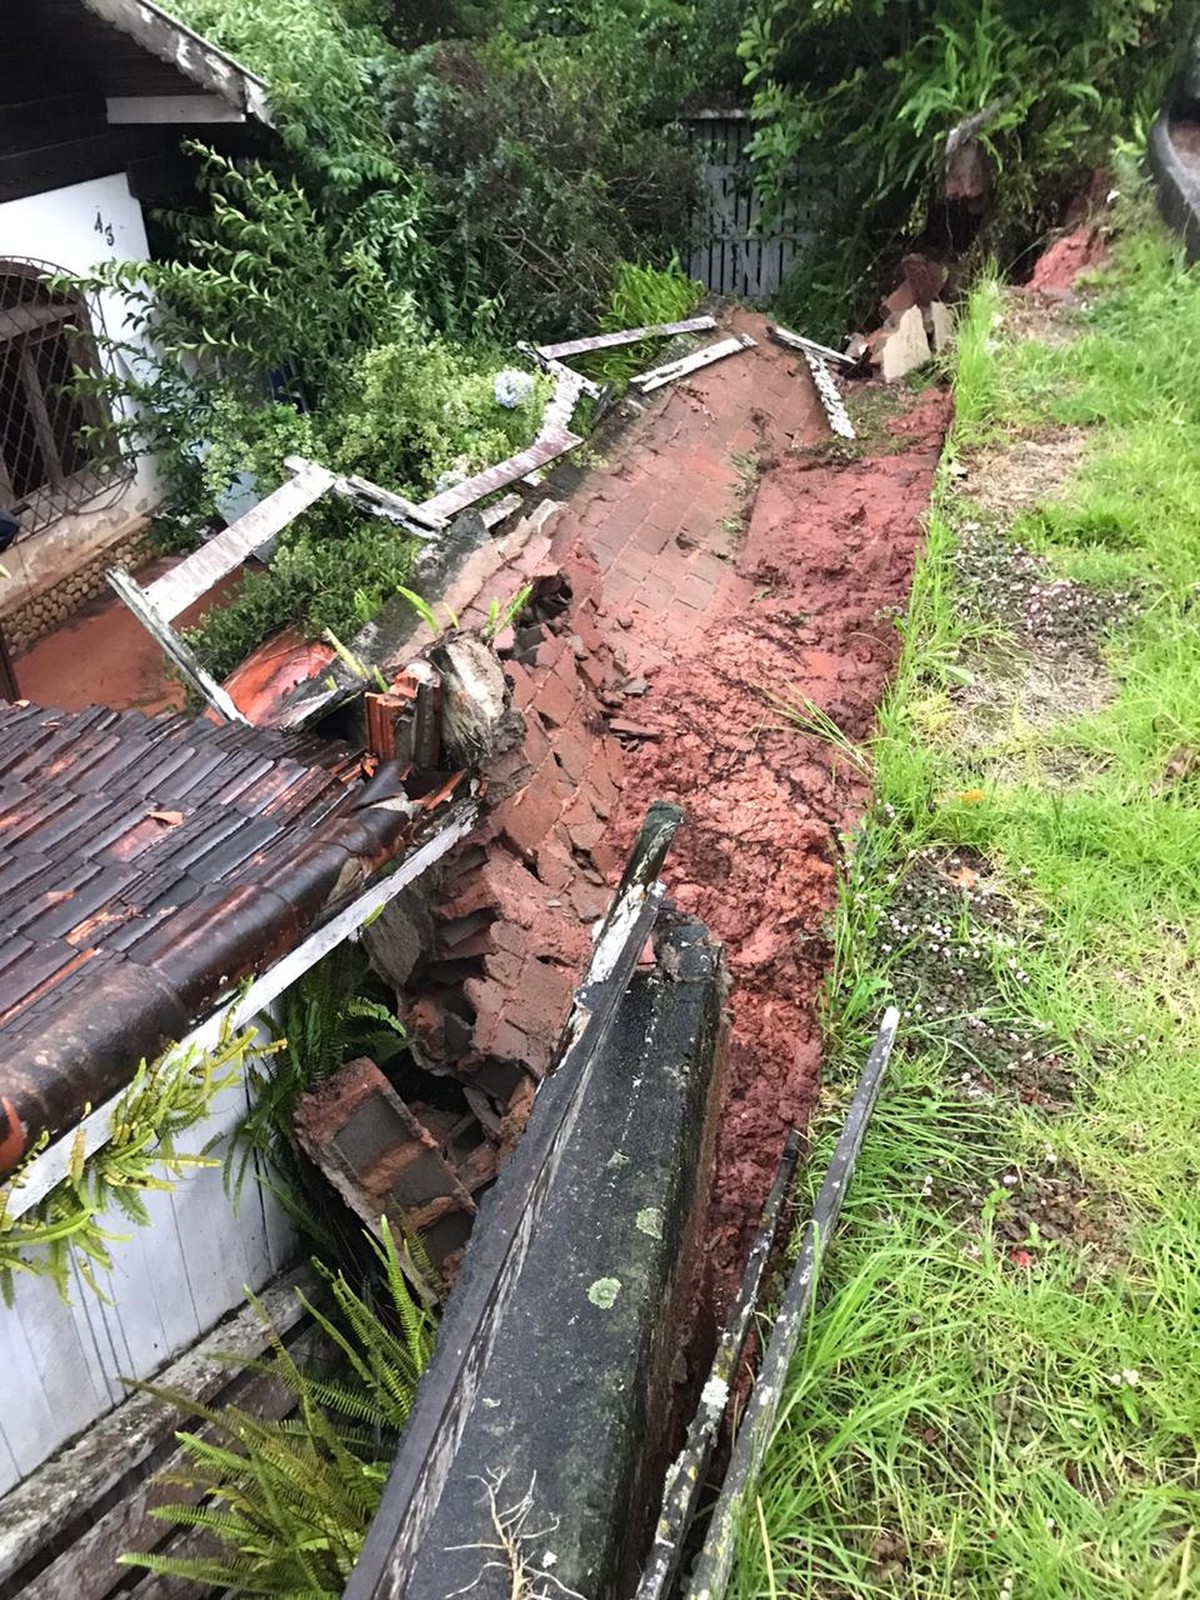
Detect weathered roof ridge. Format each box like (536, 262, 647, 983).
(0, 700, 465, 1175)
(78, 0, 273, 124)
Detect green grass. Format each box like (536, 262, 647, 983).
(731, 206, 1200, 1599)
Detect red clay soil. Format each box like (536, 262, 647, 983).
(1027, 224, 1110, 292)
(544, 325, 951, 1305)
(13, 559, 245, 715)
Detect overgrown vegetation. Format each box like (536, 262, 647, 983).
(733, 205, 1200, 1596)
(63, 0, 742, 675)
(741, 0, 1190, 334)
(0, 1024, 267, 1303)
(121, 1221, 435, 1597)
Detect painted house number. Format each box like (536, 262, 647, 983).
(94, 211, 115, 246)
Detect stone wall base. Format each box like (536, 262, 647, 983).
(2, 520, 152, 655)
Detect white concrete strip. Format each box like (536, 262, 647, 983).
(630, 333, 756, 394)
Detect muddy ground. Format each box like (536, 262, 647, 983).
(596, 381, 952, 1300)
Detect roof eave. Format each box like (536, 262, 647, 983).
(77, 0, 274, 126)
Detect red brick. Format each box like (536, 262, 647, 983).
(500, 764, 561, 858)
(550, 721, 593, 786)
(463, 976, 509, 1052)
(560, 788, 599, 832)
(532, 664, 579, 729)
(690, 451, 737, 486)
(507, 958, 574, 1037)
(590, 838, 624, 880)
(534, 633, 570, 675)
(565, 818, 605, 855)
(533, 832, 574, 893)
(505, 660, 538, 712)
(617, 546, 654, 582)
(632, 519, 675, 557)
(490, 1016, 534, 1066)
(676, 571, 717, 612)
(639, 573, 675, 612)
(515, 532, 555, 577)
(689, 550, 729, 586)
(491, 917, 530, 957)
(572, 611, 603, 652)
(568, 879, 611, 922)
(588, 732, 626, 795)
(601, 568, 641, 610)
(484, 947, 524, 989)
(521, 710, 552, 771)
(590, 540, 626, 575)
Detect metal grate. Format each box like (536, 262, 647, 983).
(0, 259, 133, 538)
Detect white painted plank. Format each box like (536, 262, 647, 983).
(106, 567, 247, 725)
(173, 1066, 273, 1317)
(99, 1184, 198, 1384)
(535, 316, 717, 361)
(0, 1268, 313, 1578)
(145, 462, 337, 621)
(630, 333, 756, 393)
(766, 321, 856, 368)
(0, 1272, 95, 1485)
(0, 1059, 286, 1491)
(417, 436, 582, 524)
(106, 94, 247, 123)
(803, 351, 856, 439)
(64, 1253, 123, 1413)
(0, 1419, 18, 1498)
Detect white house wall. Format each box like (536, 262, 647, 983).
(0, 1043, 295, 1495)
(0, 172, 164, 621)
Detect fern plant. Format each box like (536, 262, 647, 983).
(120, 1222, 434, 1597)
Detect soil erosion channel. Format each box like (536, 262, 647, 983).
(547, 317, 951, 1306)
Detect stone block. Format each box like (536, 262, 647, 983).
(881, 305, 933, 382)
(928, 300, 955, 353)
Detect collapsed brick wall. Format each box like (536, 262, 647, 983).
(302, 500, 648, 1276)
(404, 510, 633, 1115)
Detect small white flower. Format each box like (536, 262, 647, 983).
(493, 368, 535, 408)
(1106, 1368, 1141, 1388)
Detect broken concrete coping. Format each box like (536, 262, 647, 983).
(1151, 109, 1200, 263)
(348, 912, 729, 1600)
(274, 507, 495, 729)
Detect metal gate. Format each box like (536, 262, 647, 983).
(686, 112, 825, 300)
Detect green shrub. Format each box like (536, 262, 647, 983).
(740, 0, 1191, 327)
(581, 258, 706, 387)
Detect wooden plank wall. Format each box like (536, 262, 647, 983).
(0, 1039, 294, 1495)
(686, 115, 828, 301)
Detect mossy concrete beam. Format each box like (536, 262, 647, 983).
(393, 912, 727, 1600)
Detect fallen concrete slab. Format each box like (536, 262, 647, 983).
(347, 910, 729, 1600)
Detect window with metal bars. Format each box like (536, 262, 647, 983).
(0, 261, 130, 537)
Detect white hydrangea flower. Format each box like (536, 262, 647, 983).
(493, 368, 536, 409)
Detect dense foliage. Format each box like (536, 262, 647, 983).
(740, 0, 1190, 330)
(69, 0, 735, 672)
